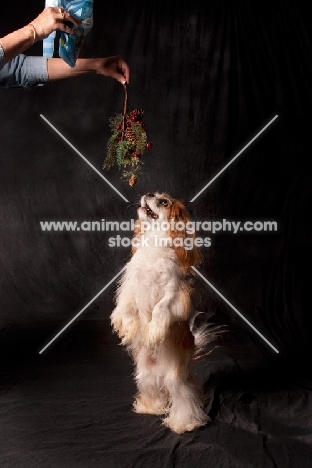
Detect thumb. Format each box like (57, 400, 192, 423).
(113, 73, 127, 85)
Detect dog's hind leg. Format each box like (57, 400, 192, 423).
(161, 323, 209, 434)
(133, 346, 169, 416)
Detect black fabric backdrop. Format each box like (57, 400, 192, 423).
(1, 1, 312, 467)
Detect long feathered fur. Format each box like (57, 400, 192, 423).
(111, 192, 221, 433)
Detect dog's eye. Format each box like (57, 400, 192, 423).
(159, 199, 169, 206)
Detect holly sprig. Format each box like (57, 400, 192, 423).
(102, 84, 153, 186)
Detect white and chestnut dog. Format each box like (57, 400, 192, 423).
(110, 192, 208, 434)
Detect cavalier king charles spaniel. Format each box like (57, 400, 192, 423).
(110, 192, 209, 434)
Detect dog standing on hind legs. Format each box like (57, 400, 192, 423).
(110, 192, 209, 434)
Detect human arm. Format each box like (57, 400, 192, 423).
(0, 53, 130, 89)
(0, 6, 129, 89)
(47, 56, 130, 84)
(0, 7, 79, 66)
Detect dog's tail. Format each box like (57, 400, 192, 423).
(190, 311, 228, 359)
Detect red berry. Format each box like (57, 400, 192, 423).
(130, 114, 137, 122)
(117, 137, 122, 142)
(146, 142, 153, 149)
(133, 152, 140, 158)
(116, 124, 122, 130)
(126, 121, 132, 127)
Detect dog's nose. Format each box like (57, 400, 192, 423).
(146, 193, 155, 197)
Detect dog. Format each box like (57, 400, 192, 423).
(110, 192, 209, 434)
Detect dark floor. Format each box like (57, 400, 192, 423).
(1, 320, 312, 468)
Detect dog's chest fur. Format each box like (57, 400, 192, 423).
(120, 247, 182, 320)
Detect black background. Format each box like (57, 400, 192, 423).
(1, 1, 312, 467)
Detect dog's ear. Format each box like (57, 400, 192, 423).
(131, 218, 141, 255)
(168, 200, 202, 274)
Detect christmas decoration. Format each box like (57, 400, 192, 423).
(129, 175, 137, 186)
(102, 83, 152, 185)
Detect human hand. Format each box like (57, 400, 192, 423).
(30, 7, 81, 41)
(95, 56, 130, 84)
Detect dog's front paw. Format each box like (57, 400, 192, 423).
(111, 309, 139, 344)
(110, 308, 123, 336)
(111, 309, 137, 342)
(144, 320, 169, 347)
(121, 320, 138, 344)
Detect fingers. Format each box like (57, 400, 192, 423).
(56, 7, 81, 28)
(114, 73, 128, 85)
(107, 56, 130, 84)
(31, 7, 82, 40)
(55, 7, 81, 35)
(98, 56, 130, 84)
(116, 56, 130, 83)
(58, 22, 77, 36)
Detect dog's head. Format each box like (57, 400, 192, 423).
(133, 192, 201, 273)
